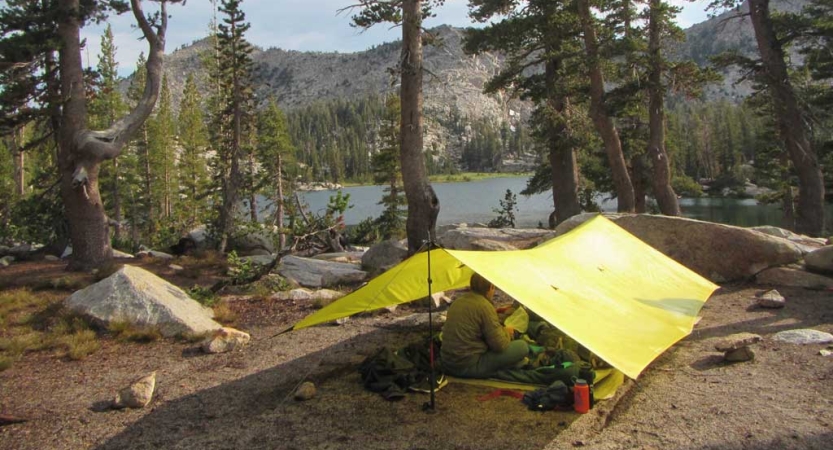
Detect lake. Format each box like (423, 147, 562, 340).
(288, 176, 832, 229)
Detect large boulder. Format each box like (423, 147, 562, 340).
(229, 226, 278, 255)
(361, 239, 408, 275)
(278, 255, 367, 289)
(438, 227, 557, 251)
(64, 265, 221, 337)
(556, 214, 804, 283)
(804, 246, 833, 275)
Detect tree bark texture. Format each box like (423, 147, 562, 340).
(57, 0, 166, 270)
(276, 153, 285, 250)
(545, 58, 581, 226)
(577, 0, 635, 213)
(10, 128, 25, 196)
(647, 0, 681, 216)
(749, 0, 825, 236)
(400, 0, 440, 253)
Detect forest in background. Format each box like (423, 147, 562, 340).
(1, 0, 831, 263)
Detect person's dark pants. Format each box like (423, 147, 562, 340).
(447, 340, 529, 379)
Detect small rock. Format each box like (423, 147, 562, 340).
(772, 329, 833, 345)
(820, 349, 832, 357)
(0, 256, 12, 267)
(202, 327, 251, 354)
(756, 290, 785, 309)
(312, 289, 345, 308)
(44, 255, 60, 261)
(293, 381, 316, 401)
(271, 288, 314, 301)
(724, 347, 755, 362)
(169, 264, 184, 271)
(715, 333, 762, 352)
(113, 372, 156, 409)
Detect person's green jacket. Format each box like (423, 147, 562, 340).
(441, 291, 511, 373)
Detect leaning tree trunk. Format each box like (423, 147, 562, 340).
(10, 128, 25, 197)
(578, 0, 635, 213)
(545, 58, 581, 226)
(400, 0, 440, 254)
(646, 0, 681, 216)
(57, 0, 167, 270)
(749, 0, 825, 236)
(276, 154, 286, 250)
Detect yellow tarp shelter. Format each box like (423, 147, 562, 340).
(291, 215, 718, 380)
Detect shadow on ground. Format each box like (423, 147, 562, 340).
(96, 323, 575, 450)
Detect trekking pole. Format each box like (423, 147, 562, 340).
(423, 229, 436, 413)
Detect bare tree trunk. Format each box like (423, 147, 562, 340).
(112, 157, 122, 240)
(10, 128, 25, 197)
(647, 0, 681, 216)
(143, 128, 154, 233)
(57, 0, 167, 270)
(632, 155, 648, 213)
(276, 153, 285, 249)
(749, 0, 825, 236)
(545, 58, 581, 226)
(248, 152, 257, 223)
(400, 0, 439, 254)
(578, 0, 635, 213)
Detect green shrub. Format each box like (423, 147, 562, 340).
(187, 285, 219, 307)
(59, 330, 100, 360)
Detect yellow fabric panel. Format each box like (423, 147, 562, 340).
(292, 215, 718, 380)
(291, 247, 472, 330)
(446, 216, 717, 379)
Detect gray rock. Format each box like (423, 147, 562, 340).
(202, 327, 251, 354)
(751, 226, 826, 254)
(229, 226, 278, 254)
(311, 289, 345, 308)
(271, 288, 314, 301)
(113, 372, 156, 409)
(557, 214, 804, 283)
(804, 246, 833, 275)
(62, 246, 134, 259)
(241, 254, 277, 266)
(772, 329, 833, 345)
(313, 252, 365, 264)
(61, 246, 73, 259)
(168, 264, 184, 271)
(756, 290, 786, 309)
(755, 266, 833, 289)
(361, 239, 408, 274)
(279, 255, 366, 289)
(64, 265, 221, 338)
(44, 255, 60, 261)
(294, 381, 316, 401)
(715, 332, 762, 352)
(136, 250, 174, 260)
(820, 349, 832, 357)
(0, 255, 14, 266)
(438, 227, 556, 251)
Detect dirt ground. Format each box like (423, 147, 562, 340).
(0, 258, 832, 450)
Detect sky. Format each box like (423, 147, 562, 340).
(79, 0, 712, 78)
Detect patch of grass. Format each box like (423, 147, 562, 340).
(212, 300, 237, 325)
(0, 332, 47, 356)
(58, 330, 100, 360)
(187, 285, 219, 307)
(33, 275, 88, 292)
(0, 355, 12, 371)
(107, 321, 162, 343)
(0, 289, 49, 320)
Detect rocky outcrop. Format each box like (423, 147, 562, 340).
(277, 255, 367, 289)
(751, 226, 827, 255)
(556, 214, 804, 283)
(64, 265, 221, 337)
(438, 226, 557, 251)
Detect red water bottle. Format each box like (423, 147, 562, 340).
(573, 378, 590, 414)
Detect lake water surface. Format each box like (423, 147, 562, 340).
(292, 177, 832, 229)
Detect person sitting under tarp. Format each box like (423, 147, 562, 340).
(441, 272, 529, 378)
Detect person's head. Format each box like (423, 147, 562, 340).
(470, 272, 495, 300)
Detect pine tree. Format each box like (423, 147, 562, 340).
(90, 23, 128, 241)
(146, 75, 177, 243)
(177, 74, 210, 229)
(211, 0, 256, 252)
(350, 0, 443, 253)
(371, 95, 406, 240)
(466, 0, 584, 226)
(257, 98, 295, 249)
